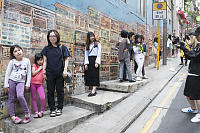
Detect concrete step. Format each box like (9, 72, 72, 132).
(4, 106, 94, 133)
(100, 79, 150, 93)
(71, 90, 131, 113)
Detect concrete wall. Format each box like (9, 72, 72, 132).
(0, 0, 159, 127)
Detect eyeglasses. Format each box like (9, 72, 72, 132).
(49, 35, 57, 38)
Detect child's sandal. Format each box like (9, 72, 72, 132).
(12, 116, 22, 124)
(38, 111, 44, 118)
(33, 112, 39, 118)
(23, 114, 31, 124)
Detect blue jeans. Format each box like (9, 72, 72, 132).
(119, 58, 132, 80)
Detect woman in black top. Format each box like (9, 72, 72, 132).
(41, 30, 70, 117)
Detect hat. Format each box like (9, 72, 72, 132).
(194, 27, 200, 36)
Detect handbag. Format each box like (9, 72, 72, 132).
(59, 45, 72, 83)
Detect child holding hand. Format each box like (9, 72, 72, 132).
(31, 53, 46, 118)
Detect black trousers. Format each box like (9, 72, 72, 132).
(46, 74, 64, 111)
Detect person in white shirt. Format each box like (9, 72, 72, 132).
(4, 45, 31, 124)
(84, 32, 101, 97)
(133, 35, 144, 81)
(167, 34, 173, 57)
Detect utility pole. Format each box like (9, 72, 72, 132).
(163, 19, 167, 65)
(171, 0, 174, 32)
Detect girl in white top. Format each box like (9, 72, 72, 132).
(133, 35, 144, 81)
(4, 45, 31, 124)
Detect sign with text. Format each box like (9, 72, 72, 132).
(153, 2, 167, 20)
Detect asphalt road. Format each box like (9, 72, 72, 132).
(155, 81, 200, 133)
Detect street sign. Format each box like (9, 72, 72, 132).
(153, 2, 167, 20)
(153, 10, 167, 19)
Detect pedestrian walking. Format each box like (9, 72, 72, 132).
(172, 33, 179, 57)
(30, 53, 46, 118)
(153, 37, 158, 68)
(84, 32, 101, 97)
(4, 45, 31, 124)
(167, 34, 173, 57)
(180, 27, 200, 123)
(117, 30, 135, 83)
(181, 35, 191, 66)
(41, 30, 70, 117)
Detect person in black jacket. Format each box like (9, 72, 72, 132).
(180, 27, 200, 123)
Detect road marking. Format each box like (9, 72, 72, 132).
(139, 74, 186, 133)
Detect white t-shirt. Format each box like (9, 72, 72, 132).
(4, 58, 31, 88)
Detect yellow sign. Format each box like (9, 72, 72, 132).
(153, 2, 167, 11)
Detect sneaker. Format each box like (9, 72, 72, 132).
(191, 114, 200, 123)
(23, 114, 31, 124)
(50, 110, 56, 117)
(181, 107, 198, 113)
(119, 79, 124, 82)
(136, 77, 142, 81)
(38, 111, 44, 118)
(142, 75, 149, 79)
(56, 109, 62, 116)
(33, 112, 39, 118)
(129, 79, 136, 82)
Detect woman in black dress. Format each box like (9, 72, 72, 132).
(84, 32, 101, 97)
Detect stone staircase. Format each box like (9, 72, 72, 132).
(4, 79, 149, 133)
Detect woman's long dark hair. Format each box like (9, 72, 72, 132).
(10, 45, 23, 60)
(47, 30, 60, 46)
(154, 37, 158, 43)
(86, 32, 97, 50)
(168, 34, 172, 40)
(34, 53, 43, 66)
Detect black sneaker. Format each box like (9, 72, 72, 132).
(119, 79, 124, 82)
(56, 109, 62, 116)
(129, 79, 136, 82)
(50, 110, 56, 117)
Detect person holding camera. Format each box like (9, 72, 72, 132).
(180, 27, 200, 123)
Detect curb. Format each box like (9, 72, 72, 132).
(119, 65, 184, 133)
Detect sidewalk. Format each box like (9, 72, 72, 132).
(69, 57, 183, 133)
(4, 57, 183, 133)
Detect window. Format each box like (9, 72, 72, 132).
(138, 0, 146, 18)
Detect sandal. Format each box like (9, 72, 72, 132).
(38, 111, 44, 118)
(23, 114, 31, 124)
(33, 112, 39, 118)
(12, 116, 22, 124)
